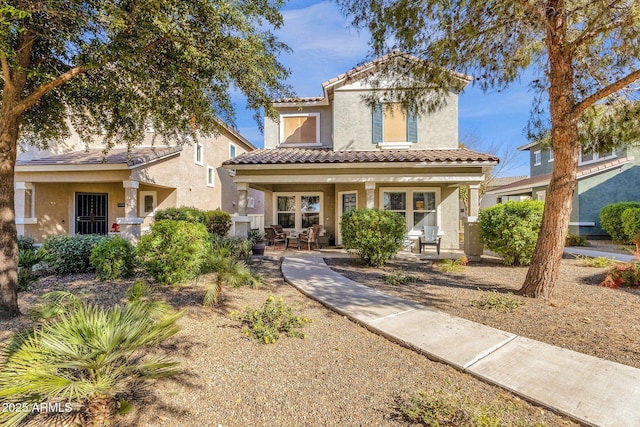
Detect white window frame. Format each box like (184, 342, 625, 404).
(548, 150, 554, 162)
(194, 141, 204, 166)
(279, 112, 321, 147)
(537, 190, 546, 202)
(229, 143, 237, 159)
(139, 191, 157, 217)
(273, 192, 324, 231)
(379, 187, 441, 233)
(247, 196, 255, 209)
(579, 148, 616, 165)
(206, 166, 215, 187)
(533, 150, 542, 166)
(15, 182, 37, 225)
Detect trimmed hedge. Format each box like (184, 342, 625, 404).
(340, 208, 406, 267)
(40, 234, 106, 274)
(621, 208, 640, 244)
(90, 236, 135, 280)
(600, 201, 640, 243)
(154, 207, 206, 223)
(204, 210, 232, 236)
(479, 200, 544, 267)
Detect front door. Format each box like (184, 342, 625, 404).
(75, 193, 108, 235)
(337, 191, 357, 245)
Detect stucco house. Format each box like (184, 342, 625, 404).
(14, 121, 262, 243)
(487, 142, 640, 237)
(223, 56, 499, 253)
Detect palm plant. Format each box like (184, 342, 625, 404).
(0, 280, 182, 426)
(201, 247, 262, 306)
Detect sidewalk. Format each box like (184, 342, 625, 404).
(281, 254, 640, 427)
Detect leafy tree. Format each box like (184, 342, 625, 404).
(338, 0, 640, 297)
(0, 0, 291, 318)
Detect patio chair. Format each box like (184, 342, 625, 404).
(265, 227, 285, 250)
(298, 226, 318, 250)
(419, 225, 442, 255)
(270, 224, 288, 237)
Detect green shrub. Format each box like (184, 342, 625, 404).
(39, 234, 106, 274)
(621, 208, 640, 244)
(204, 210, 232, 236)
(0, 282, 181, 426)
(471, 289, 525, 313)
(201, 247, 262, 306)
(17, 249, 47, 291)
(341, 208, 406, 267)
(90, 236, 135, 280)
(17, 235, 35, 251)
(231, 294, 310, 344)
(479, 200, 544, 266)
(136, 220, 210, 285)
(248, 228, 264, 245)
(601, 262, 640, 288)
(600, 201, 640, 243)
(566, 233, 588, 247)
(153, 206, 206, 224)
(210, 234, 252, 260)
(578, 255, 617, 268)
(383, 270, 419, 286)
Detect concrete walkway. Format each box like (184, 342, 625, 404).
(564, 246, 636, 262)
(281, 254, 640, 427)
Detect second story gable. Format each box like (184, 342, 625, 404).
(264, 55, 469, 152)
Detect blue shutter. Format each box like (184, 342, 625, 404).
(372, 104, 383, 144)
(407, 110, 418, 143)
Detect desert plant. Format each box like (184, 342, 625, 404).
(210, 234, 252, 260)
(90, 236, 135, 280)
(153, 206, 206, 224)
(0, 282, 181, 427)
(479, 200, 544, 267)
(17, 249, 47, 291)
(201, 247, 262, 306)
(204, 210, 232, 236)
(471, 289, 525, 313)
(578, 256, 617, 268)
(39, 234, 106, 274)
(600, 201, 640, 243)
(383, 270, 419, 286)
(601, 262, 640, 288)
(17, 235, 35, 251)
(565, 233, 588, 247)
(435, 256, 469, 274)
(231, 294, 310, 344)
(136, 220, 210, 285)
(341, 208, 406, 267)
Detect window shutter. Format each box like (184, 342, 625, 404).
(372, 104, 383, 144)
(407, 110, 418, 143)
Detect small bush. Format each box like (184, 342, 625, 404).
(248, 229, 264, 245)
(435, 256, 469, 274)
(231, 295, 310, 344)
(201, 248, 262, 306)
(383, 270, 418, 286)
(601, 262, 640, 288)
(566, 233, 588, 247)
(153, 206, 206, 224)
(210, 234, 252, 260)
(17, 235, 35, 251)
(40, 234, 106, 274)
(17, 249, 47, 291)
(621, 208, 640, 244)
(600, 201, 640, 243)
(578, 255, 617, 268)
(471, 289, 525, 313)
(90, 236, 135, 280)
(341, 208, 406, 267)
(204, 210, 232, 236)
(479, 200, 544, 267)
(136, 220, 210, 285)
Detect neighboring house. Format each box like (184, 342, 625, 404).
(222, 55, 499, 251)
(487, 142, 640, 237)
(14, 121, 262, 243)
(479, 176, 528, 209)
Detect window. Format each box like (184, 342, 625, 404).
(579, 147, 616, 165)
(537, 191, 546, 202)
(274, 193, 323, 230)
(372, 103, 417, 145)
(194, 142, 204, 165)
(139, 191, 157, 216)
(247, 196, 255, 209)
(381, 188, 439, 232)
(145, 120, 155, 133)
(533, 150, 541, 166)
(206, 166, 215, 187)
(15, 182, 36, 224)
(279, 113, 320, 145)
(229, 143, 237, 159)
(548, 150, 554, 162)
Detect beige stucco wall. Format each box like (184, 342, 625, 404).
(263, 106, 333, 149)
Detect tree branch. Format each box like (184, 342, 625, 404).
(14, 65, 89, 116)
(574, 69, 640, 117)
(0, 55, 13, 92)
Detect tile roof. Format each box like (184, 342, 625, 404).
(16, 146, 182, 167)
(272, 96, 325, 104)
(223, 148, 499, 166)
(490, 156, 634, 193)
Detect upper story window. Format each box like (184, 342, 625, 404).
(533, 150, 541, 166)
(579, 147, 616, 165)
(548, 150, 554, 162)
(206, 166, 215, 187)
(372, 103, 417, 146)
(229, 143, 237, 159)
(279, 113, 320, 146)
(194, 142, 204, 166)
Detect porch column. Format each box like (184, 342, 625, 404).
(117, 180, 143, 244)
(232, 182, 251, 238)
(464, 184, 482, 261)
(365, 182, 376, 209)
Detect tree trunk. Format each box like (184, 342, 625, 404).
(520, 0, 578, 298)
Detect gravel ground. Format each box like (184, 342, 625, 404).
(0, 257, 591, 426)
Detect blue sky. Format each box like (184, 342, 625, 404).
(233, 0, 534, 177)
